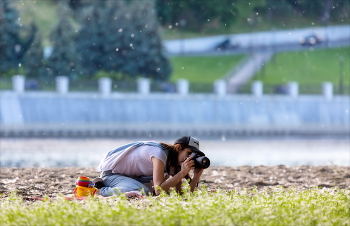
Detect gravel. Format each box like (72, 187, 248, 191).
(1, 165, 349, 199)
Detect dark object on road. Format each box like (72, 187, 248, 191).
(25, 79, 40, 90)
(300, 33, 322, 46)
(215, 38, 239, 51)
(274, 85, 289, 94)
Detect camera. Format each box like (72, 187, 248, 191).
(187, 152, 210, 169)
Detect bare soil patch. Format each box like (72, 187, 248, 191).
(1, 165, 349, 199)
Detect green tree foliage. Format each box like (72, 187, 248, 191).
(0, 0, 36, 75)
(265, 0, 350, 23)
(23, 31, 44, 78)
(76, 0, 106, 77)
(155, 0, 348, 31)
(77, 0, 171, 80)
(68, 0, 83, 11)
(155, 0, 239, 31)
(47, 2, 80, 78)
(0, 0, 20, 74)
(283, 0, 335, 21)
(102, 0, 127, 76)
(127, 0, 171, 80)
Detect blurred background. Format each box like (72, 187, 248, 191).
(0, 0, 349, 168)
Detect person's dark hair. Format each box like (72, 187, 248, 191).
(160, 142, 191, 182)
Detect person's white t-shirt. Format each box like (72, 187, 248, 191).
(112, 145, 167, 177)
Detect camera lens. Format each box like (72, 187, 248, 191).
(196, 156, 210, 169)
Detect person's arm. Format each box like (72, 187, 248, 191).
(175, 181, 182, 193)
(152, 156, 194, 196)
(189, 168, 204, 192)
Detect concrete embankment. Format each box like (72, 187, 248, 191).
(0, 91, 348, 138)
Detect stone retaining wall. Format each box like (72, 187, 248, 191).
(1, 91, 348, 137)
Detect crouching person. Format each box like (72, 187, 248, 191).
(93, 136, 209, 196)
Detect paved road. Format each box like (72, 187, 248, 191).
(164, 25, 350, 55)
(164, 25, 350, 93)
(226, 51, 274, 93)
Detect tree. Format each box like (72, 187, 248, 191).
(23, 30, 44, 78)
(155, 0, 239, 31)
(282, 0, 350, 23)
(101, 0, 128, 76)
(76, 0, 107, 77)
(127, 0, 171, 80)
(76, 0, 171, 81)
(284, 0, 325, 17)
(0, 0, 37, 76)
(0, 0, 19, 74)
(68, 0, 83, 11)
(47, 2, 80, 78)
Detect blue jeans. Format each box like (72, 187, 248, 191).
(99, 174, 151, 197)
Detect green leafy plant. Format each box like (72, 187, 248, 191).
(1, 187, 349, 226)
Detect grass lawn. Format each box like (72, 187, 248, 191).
(170, 55, 244, 92)
(0, 55, 245, 92)
(1, 187, 349, 226)
(246, 47, 350, 94)
(170, 55, 244, 83)
(262, 47, 350, 85)
(0, 78, 11, 90)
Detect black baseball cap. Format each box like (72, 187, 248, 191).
(174, 136, 205, 156)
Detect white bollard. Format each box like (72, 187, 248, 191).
(177, 79, 189, 95)
(214, 79, 226, 96)
(137, 78, 150, 95)
(98, 77, 112, 96)
(288, 81, 299, 97)
(251, 81, 263, 97)
(322, 82, 333, 100)
(56, 76, 69, 94)
(12, 75, 25, 93)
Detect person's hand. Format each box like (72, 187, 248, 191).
(180, 156, 195, 176)
(193, 168, 204, 178)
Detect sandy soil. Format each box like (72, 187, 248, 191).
(1, 165, 349, 199)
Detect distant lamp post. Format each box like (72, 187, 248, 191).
(324, 24, 329, 48)
(179, 19, 186, 55)
(271, 27, 276, 64)
(14, 44, 21, 74)
(247, 17, 255, 54)
(339, 56, 344, 95)
(322, 11, 330, 48)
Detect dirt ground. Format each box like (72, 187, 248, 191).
(1, 165, 349, 199)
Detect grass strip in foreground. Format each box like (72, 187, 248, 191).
(1, 187, 349, 226)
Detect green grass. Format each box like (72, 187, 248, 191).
(0, 78, 11, 90)
(243, 47, 350, 94)
(2, 47, 349, 94)
(0, 55, 244, 92)
(170, 55, 244, 83)
(261, 47, 350, 85)
(169, 55, 244, 92)
(1, 187, 349, 226)
(0, 55, 245, 92)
